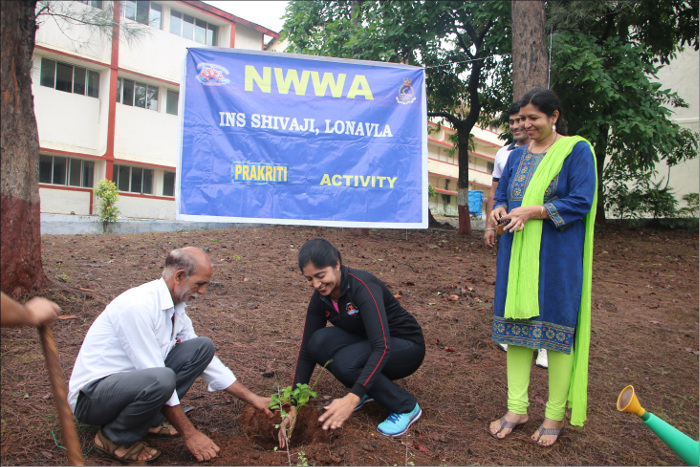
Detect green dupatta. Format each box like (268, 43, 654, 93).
(504, 135, 597, 426)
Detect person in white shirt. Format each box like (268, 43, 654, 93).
(484, 102, 530, 249)
(68, 247, 272, 464)
(484, 103, 548, 369)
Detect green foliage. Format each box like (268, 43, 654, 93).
(283, 1, 512, 123)
(94, 179, 119, 233)
(282, 0, 700, 225)
(269, 359, 330, 453)
(678, 193, 699, 218)
(269, 383, 317, 414)
(605, 171, 679, 220)
(283, 0, 513, 230)
(547, 0, 699, 220)
(428, 184, 436, 200)
(640, 180, 679, 219)
(295, 451, 309, 467)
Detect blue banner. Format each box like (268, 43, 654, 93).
(177, 48, 427, 228)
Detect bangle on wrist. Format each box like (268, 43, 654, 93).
(540, 205, 545, 217)
(485, 228, 496, 231)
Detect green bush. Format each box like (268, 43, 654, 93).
(94, 179, 120, 233)
(678, 193, 699, 218)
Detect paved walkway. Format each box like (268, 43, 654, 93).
(41, 213, 485, 235)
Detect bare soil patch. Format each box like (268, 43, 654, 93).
(1, 224, 698, 466)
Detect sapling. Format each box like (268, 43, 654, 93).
(94, 179, 119, 233)
(270, 360, 331, 464)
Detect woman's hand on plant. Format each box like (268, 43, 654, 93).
(318, 394, 359, 431)
(278, 406, 297, 448)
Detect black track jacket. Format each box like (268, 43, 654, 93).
(292, 265, 424, 398)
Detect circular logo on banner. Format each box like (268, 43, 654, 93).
(396, 78, 416, 104)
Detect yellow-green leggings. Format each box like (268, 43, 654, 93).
(506, 345, 574, 421)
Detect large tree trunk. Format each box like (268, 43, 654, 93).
(1, 0, 47, 297)
(511, 0, 548, 100)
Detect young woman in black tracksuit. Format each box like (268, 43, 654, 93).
(278, 238, 425, 447)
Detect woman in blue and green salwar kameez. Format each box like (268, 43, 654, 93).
(488, 88, 597, 447)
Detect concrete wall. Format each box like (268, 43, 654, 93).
(35, 2, 112, 63)
(654, 48, 699, 201)
(39, 187, 92, 215)
(117, 195, 175, 220)
(114, 105, 179, 166)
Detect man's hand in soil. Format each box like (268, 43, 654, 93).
(163, 404, 220, 462)
(225, 381, 274, 418)
(318, 393, 360, 431)
(183, 430, 220, 462)
(278, 406, 297, 449)
(248, 394, 274, 417)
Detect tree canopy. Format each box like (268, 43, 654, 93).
(283, 0, 513, 233)
(282, 0, 699, 223)
(547, 0, 699, 220)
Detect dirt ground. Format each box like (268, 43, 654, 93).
(1, 223, 698, 466)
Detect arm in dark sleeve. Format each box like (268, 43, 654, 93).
(347, 278, 391, 397)
(292, 294, 326, 390)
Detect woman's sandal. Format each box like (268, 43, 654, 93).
(488, 415, 528, 439)
(532, 424, 563, 447)
(146, 420, 180, 439)
(94, 428, 162, 464)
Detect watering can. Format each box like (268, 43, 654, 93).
(617, 385, 699, 466)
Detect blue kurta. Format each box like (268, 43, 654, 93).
(492, 141, 596, 354)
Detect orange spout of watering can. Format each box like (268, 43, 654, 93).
(617, 385, 699, 466)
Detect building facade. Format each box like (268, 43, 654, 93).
(34, 0, 502, 222)
(34, 0, 278, 219)
(427, 122, 502, 216)
(653, 47, 699, 205)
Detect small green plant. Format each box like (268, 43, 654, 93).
(270, 360, 331, 466)
(402, 434, 416, 466)
(94, 179, 120, 233)
(270, 383, 318, 416)
(295, 450, 309, 466)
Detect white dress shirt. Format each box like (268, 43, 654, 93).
(68, 278, 236, 412)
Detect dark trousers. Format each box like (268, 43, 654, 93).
(74, 337, 215, 446)
(308, 327, 425, 414)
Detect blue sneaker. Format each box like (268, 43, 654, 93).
(354, 394, 374, 412)
(377, 403, 422, 437)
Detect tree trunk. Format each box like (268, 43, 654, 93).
(511, 0, 548, 100)
(592, 126, 609, 225)
(0, 0, 47, 297)
(456, 122, 472, 235)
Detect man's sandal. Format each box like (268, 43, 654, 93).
(489, 416, 528, 439)
(94, 428, 162, 464)
(532, 424, 563, 447)
(146, 420, 180, 439)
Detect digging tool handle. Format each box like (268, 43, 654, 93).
(39, 324, 84, 466)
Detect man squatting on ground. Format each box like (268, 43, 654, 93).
(68, 247, 272, 463)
